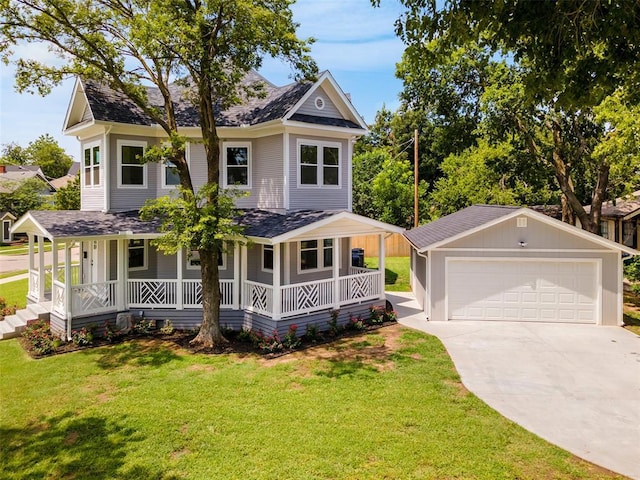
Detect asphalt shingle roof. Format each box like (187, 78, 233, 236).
(22, 209, 342, 240)
(404, 205, 520, 251)
(80, 70, 349, 129)
(585, 190, 640, 218)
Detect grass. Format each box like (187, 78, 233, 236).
(366, 256, 410, 292)
(623, 291, 640, 335)
(0, 243, 54, 256)
(0, 278, 28, 310)
(0, 326, 621, 479)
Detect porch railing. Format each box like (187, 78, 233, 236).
(281, 278, 334, 317)
(183, 279, 234, 309)
(128, 279, 178, 309)
(339, 271, 382, 304)
(70, 280, 118, 316)
(244, 280, 273, 317)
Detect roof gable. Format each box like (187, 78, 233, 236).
(405, 205, 638, 255)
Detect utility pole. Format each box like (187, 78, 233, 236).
(414, 128, 419, 228)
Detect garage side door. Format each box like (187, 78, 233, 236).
(447, 259, 598, 324)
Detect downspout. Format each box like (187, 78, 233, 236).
(103, 126, 112, 213)
(416, 249, 430, 320)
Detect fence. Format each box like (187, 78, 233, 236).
(351, 233, 410, 258)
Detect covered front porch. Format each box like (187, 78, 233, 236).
(12, 209, 402, 337)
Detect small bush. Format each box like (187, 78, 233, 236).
(304, 323, 321, 343)
(22, 320, 58, 355)
(71, 324, 96, 346)
(0, 297, 17, 320)
(283, 324, 301, 350)
(624, 257, 640, 282)
(257, 330, 283, 353)
(369, 306, 385, 325)
(384, 309, 398, 323)
(346, 314, 366, 331)
(632, 283, 640, 295)
(159, 319, 175, 335)
(237, 327, 254, 343)
(103, 320, 120, 343)
(133, 317, 155, 334)
(328, 310, 344, 336)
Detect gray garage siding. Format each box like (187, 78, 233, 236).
(411, 250, 427, 310)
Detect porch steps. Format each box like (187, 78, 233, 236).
(0, 303, 51, 340)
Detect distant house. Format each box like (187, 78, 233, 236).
(1, 211, 16, 244)
(50, 162, 80, 190)
(583, 191, 640, 249)
(0, 165, 56, 195)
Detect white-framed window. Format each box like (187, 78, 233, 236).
(117, 140, 147, 188)
(186, 249, 227, 270)
(298, 140, 340, 187)
(161, 142, 189, 189)
(262, 244, 274, 272)
(83, 142, 101, 187)
(222, 142, 251, 189)
(600, 220, 609, 239)
(299, 239, 333, 273)
(128, 239, 147, 271)
(622, 220, 636, 247)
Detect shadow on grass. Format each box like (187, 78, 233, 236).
(0, 412, 180, 479)
(384, 268, 398, 285)
(623, 313, 640, 326)
(315, 358, 381, 379)
(94, 340, 183, 370)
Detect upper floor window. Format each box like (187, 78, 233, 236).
(222, 142, 251, 189)
(118, 140, 147, 188)
(83, 142, 100, 187)
(600, 220, 609, 239)
(161, 142, 189, 189)
(298, 140, 340, 187)
(299, 239, 333, 272)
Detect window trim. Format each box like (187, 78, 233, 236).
(117, 139, 147, 188)
(262, 244, 274, 272)
(186, 249, 227, 270)
(296, 139, 341, 188)
(297, 239, 333, 274)
(222, 141, 252, 190)
(128, 239, 148, 272)
(160, 142, 190, 189)
(82, 141, 101, 188)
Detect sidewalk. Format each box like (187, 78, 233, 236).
(0, 273, 29, 285)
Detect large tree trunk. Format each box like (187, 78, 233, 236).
(191, 246, 226, 347)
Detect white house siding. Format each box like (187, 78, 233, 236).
(234, 135, 284, 210)
(297, 87, 342, 119)
(187, 143, 208, 190)
(411, 250, 427, 311)
(80, 134, 105, 211)
(288, 134, 349, 211)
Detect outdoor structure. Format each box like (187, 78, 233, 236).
(1, 211, 16, 244)
(0, 165, 56, 197)
(583, 190, 639, 249)
(404, 205, 637, 326)
(11, 71, 402, 339)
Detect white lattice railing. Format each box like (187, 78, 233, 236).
(183, 279, 234, 309)
(244, 280, 274, 317)
(339, 271, 382, 305)
(281, 278, 334, 317)
(28, 269, 40, 299)
(128, 279, 178, 308)
(70, 281, 118, 316)
(52, 280, 66, 318)
(349, 266, 374, 275)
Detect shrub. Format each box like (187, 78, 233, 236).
(71, 324, 96, 346)
(237, 327, 254, 343)
(103, 320, 119, 343)
(283, 324, 301, 350)
(624, 257, 640, 282)
(0, 297, 17, 320)
(257, 330, 283, 353)
(133, 317, 155, 334)
(328, 310, 344, 336)
(346, 314, 366, 331)
(304, 323, 321, 343)
(22, 320, 58, 355)
(369, 306, 385, 324)
(632, 283, 640, 295)
(159, 319, 175, 335)
(384, 309, 398, 323)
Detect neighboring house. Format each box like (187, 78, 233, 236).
(1, 211, 16, 244)
(0, 165, 56, 195)
(404, 205, 637, 326)
(583, 191, 640, 249)
(11, 71, 402, 339)
(50, 162, 80, 190)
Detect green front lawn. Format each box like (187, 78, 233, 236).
(0, 278, 28, 310)
(367, 256, 410, 292)
(0, 327, 621, 479)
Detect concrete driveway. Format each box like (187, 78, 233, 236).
(388, 292, 640, 479)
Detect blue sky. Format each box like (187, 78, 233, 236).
(0, 0, 405, 161)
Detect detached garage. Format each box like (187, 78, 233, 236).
(404, 205, 637, 326)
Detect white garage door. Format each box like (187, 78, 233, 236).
(447, 259, 598, 324)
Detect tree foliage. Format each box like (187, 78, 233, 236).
(1, 134, 74, 179)
(53, 175, 80, 210)
(1, 0, 316, 346)
(0, 177, 50, 217)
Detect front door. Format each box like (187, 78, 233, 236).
(82, 240, 100, 284)
(2, 220, 10, 243)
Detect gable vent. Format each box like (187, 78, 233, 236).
(517, 217, 527, 228)
(314, 97, 325, 110)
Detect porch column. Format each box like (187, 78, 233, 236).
(28, 234, 35, 298)
(240, 245, 247, 309)
(116, 239, 127, 311)
(272, 242, 281, 320)
(333, 237, 340, 309)
(233, 242, 240, 309)
(64, 243, 72, 335)
(52, 238, 58, 297)
(378, 234, 386, 298)
(176, 248, 183, 310)
(37, 235, 45, 301)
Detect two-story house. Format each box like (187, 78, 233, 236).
(11, 71, 402, 339)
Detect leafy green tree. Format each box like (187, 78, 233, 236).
(54, 175, 80, 210)
(352, 148, 386, 220)
(2, 0, 316, 347)
(0, 143, 27, 165)
(0, 178, 50, 217)
(1, 135, 73, 178)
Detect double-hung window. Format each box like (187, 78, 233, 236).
(161, 142, 189, 189)
(186, 249, 226, 270)
(298, 141, 340, 187)
(222, 142, 251, 188)
(83, 142, 100, 187)
(299, 239, 333, 272)
(128, 239, 147, 271)
(262, 244, 274, 272)
(118, 140, 147, 188)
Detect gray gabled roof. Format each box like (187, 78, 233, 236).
(404, 205, 520, 250)
(236, 209, 338, 238)
(81, 70, 331, 129)
(585, 190, 640, 219)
